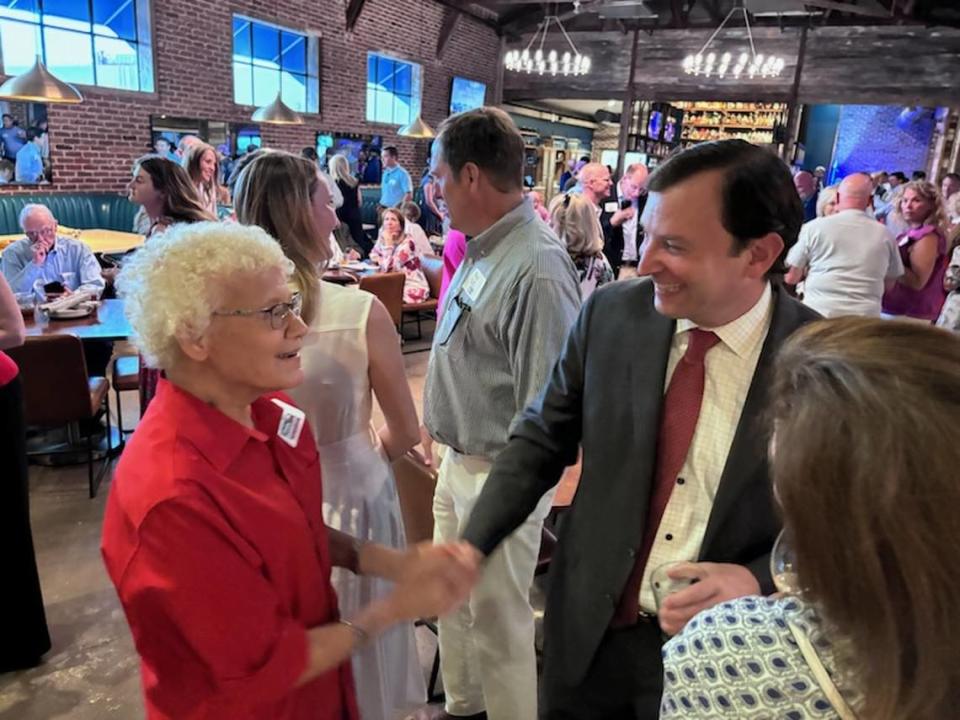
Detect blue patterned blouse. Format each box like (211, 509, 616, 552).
(660, 596, 861, 719)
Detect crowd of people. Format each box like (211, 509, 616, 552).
(0, 112, 51, 184)
(3, 106, 960, 720)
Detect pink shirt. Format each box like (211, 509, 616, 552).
(882, 224, 948, 321)
(439, 230, 467, 315)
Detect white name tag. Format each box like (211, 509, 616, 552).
(462, 267, 487, 303)
(271, 398, 306, 448)
(604, 201, 619, 213)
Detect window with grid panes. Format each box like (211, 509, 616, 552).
(0, 0, 154, 92)
(232, 15, 319, 114)
(365, 52, 421, 126)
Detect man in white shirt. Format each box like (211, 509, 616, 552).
(614, 163, 650, 279)
(785, 172, 904, 317)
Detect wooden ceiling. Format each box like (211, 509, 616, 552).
(442, 0, 960, 35)
(434, 1, 960, 109)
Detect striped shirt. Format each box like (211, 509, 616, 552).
(639, 283, 773, 613)
(424, 199, 581, 459)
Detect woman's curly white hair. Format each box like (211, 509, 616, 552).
(117, 221, 293, 370)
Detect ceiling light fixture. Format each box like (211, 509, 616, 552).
(504, 14, 591, 77)
(0, 55, 83, 103)
(682, 2, 785, 80)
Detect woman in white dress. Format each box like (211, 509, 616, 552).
(234, 151, 426, 720)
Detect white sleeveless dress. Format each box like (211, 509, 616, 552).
(288, 281, 426, 720)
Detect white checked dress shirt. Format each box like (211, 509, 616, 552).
(639, 283, 773, 612)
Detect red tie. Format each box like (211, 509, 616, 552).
(612, 328, 720, 626)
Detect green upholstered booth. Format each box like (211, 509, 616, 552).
(0, 193, 139, 235)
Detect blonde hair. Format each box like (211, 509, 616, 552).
(549, 192, 603, 257)
(329, 153, 358, 188)
(771, 317, 960, 720)
(891, 180, 948, 229)
(117, 222, 293, 370)
(233, 151, 332, 325)
(183, 142, 221, 202)
(816, 184, 839, 217)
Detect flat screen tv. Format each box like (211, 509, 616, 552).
(449, 76, 487, 115)
(324, 133, 383, 183)
(646, 108, 664, 141)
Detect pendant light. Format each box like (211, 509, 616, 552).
(0, 56, 83, 104)
(398, 114, 435, 139)
(250, 92, 303, 125)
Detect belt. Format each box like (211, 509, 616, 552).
(611, 609, 658, 629)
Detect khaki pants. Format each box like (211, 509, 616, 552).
(432, 450, 554, 720)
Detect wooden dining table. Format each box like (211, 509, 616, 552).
(24, 298, 131, 341)
(0, 226, 144, 256)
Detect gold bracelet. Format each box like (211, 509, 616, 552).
(338, 618, 370, 647)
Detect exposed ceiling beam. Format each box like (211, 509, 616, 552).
(429, 0, 501, 30)
(670, 0, 685, 26)
(437, 8, 463, 60)
(801, 0, 891, 18)
(345, 0, 366, 32)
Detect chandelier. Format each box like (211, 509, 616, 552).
(682, 3, 785, 79)
(504, 15, 591, 77)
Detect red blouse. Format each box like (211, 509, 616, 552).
(0, 351, 17, 387)
(101, 379, 358, 720)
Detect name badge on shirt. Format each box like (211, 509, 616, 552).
(604, 201, 619, 213)
(462, 267, 487, 303)
(271, 398, 306, 448)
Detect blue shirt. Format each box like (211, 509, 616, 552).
(379, 165, 412, 207)
(1, 235, 106, 296)
(15, 142, 44, 183)
(1, 125, 26, 160)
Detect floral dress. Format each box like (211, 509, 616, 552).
(370, 237, 430, 304)
(936, 245, 960, 331)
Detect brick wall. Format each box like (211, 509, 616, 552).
(0, 0, 499, 194)
(831, 104, 935, 179)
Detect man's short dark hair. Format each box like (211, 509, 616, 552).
(911, 170, 927, 180)
(435, 107, 524, 193)
(647, 139, 801, 275)
(383, 146, 399, 159)
(301, 146, 319, 162)
(2, 113, 12, 120)
(0, 159, 13, 175)
(944, 172, 960, 182)
(890, 171, 908, 182)
(25, 127, 40, 142)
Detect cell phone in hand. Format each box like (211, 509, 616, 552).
(43, 281, 65, 295)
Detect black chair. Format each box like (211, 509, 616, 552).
(8, 335, 112, 498)
(111, 354, 140, 437)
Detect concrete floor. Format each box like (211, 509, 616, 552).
(0, 345, 447, 720)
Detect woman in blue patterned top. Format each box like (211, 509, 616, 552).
(661, 318, 960, 720)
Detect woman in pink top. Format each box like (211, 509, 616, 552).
(882, 180, 948, 321)
(438, 229, 467, 315)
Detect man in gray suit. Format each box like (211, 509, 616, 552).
(462, 140, 821, 719)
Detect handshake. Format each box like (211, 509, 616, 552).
(383, 542, 482, 622)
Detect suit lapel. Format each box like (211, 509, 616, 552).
(629, 283, 675, 514)
(700, 285, 801, 553)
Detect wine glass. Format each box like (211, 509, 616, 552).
(770, 529, 801, 595)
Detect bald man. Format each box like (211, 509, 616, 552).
(794, 170, 819, 222)
(785, 172, 903, 317)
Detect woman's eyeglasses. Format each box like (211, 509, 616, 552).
(212, 292, 303, 330)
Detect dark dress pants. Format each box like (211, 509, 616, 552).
(541, 620, 665, 720)
(0, 375, 51, 672)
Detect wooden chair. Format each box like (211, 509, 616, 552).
(111, 354, 140, 437)
(358, 272, 405, 332)
(392, 454, 444, 702)
(8, 335, 112, 498)
(402, 254, 443, 339)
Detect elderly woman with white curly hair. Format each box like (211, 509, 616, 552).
(100, 222, 477, 720)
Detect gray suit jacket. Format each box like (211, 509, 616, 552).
(462, 278, 820, 686)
